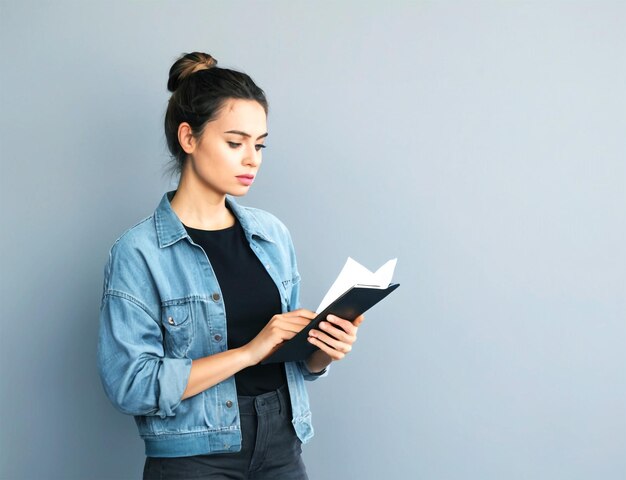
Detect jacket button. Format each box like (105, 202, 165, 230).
(226, 400, 233, 408)
(213, 334, 222, 342)
(212, 293, 221, 301)
(167, 316, 175, 325)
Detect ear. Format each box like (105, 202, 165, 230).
(178, 122, 196, 154)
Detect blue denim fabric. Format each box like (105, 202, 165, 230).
(97, 190, 327, 458)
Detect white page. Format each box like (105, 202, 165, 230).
(315, 257, 397, 313)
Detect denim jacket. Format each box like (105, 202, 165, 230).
(97, 190, 327, 458)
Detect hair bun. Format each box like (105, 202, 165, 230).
(167, 52, 218, 93)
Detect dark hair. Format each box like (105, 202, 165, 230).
(164, 52, 269, 178)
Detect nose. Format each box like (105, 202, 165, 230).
(243, 145, 261, 167)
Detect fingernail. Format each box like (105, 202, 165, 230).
(327, 315, 334, 321)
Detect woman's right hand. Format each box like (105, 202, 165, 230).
(181, 309, 316, 400)
(243, 309, 316, 365)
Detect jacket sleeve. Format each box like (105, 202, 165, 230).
(98, 292, 192, 417)
(97, 247, 192, 418)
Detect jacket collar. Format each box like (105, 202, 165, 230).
(154, 190, 274, 248)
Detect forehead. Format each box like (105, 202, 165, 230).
(208, 98, 267, 134)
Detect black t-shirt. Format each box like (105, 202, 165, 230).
(183, 213, 287, 396)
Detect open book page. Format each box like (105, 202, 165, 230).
(315, 257, 397, 313)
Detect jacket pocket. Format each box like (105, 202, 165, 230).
(160, 302, 194, 358)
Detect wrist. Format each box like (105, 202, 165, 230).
(306, 350, 332, 374)
(238, 344, 257, 368)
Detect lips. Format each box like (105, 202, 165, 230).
(236, 174, 255, 186)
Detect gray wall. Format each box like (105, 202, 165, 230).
(1, 1, 624, 479)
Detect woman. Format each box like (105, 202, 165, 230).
(97, 51, 363, 480)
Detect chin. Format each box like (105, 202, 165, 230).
(228, 187, 251, 197)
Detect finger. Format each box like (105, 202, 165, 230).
(271, 314, 312, 326)
(326, 315, 358, 336)
(284, 316, 313, 325)
(285, 316, 315, 328)
(271, 316, 314, 335)
(307, 336, 346, 361)
(317, 322, 353, 344)
(287, 308, 317, 319)
(276, 320, 309, 334)
(272, 326, 300, 340)
(352, 314, 365, 327)
(309, 329, 353, 354)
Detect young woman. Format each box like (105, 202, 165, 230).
(97, 51, 364, 480)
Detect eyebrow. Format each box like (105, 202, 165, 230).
(224, 130, 268, 140)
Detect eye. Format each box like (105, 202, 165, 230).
(227, 141, 241, 148)
(255, 144, 266, 152)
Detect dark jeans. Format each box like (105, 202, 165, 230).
(143, 385, 308, 480)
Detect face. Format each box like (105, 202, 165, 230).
(180, 98, 267, 199)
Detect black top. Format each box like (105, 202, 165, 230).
(183, 211, 287, 396)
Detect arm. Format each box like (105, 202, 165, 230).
(180, 348, 253, 400)
(99, 290, 317, 408)
(97, 292, 191, 417)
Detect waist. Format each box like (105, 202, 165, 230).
(237, 384, 292, 417)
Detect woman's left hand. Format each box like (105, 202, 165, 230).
(305, 314, 364, 373)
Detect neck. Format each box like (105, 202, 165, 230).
(170, 173, 236, 230)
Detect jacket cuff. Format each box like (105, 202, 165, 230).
(297, 360, 329, 381)
(156, 357, 193, 418)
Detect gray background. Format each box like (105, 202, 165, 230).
(1, 1, 624, 479)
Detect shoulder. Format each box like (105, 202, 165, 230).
(108, 214, 157, 259)
(103, 215, 159, 291)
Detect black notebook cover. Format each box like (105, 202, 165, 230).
(261, 283, 400, 364)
